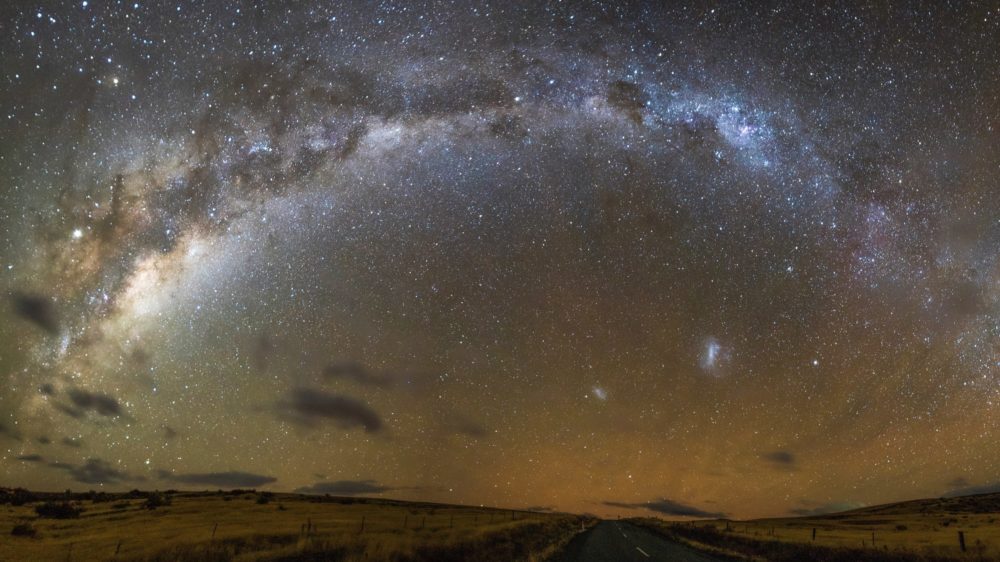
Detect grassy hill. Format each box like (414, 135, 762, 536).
(0, 488, 592, 561)
(633, 492, 1000, 561)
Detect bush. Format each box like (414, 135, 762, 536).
(256, 493, 273, 505)
(0, 488, 38, 506)
(34, 501, 82, 519)
(144, 491, 171, 510)
(11, 523, 37, 537)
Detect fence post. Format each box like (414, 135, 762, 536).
(212, 523, 218, 541)
(115, 540, 122, 556)
(959, 531, 966, 552)
(812, 528, 816, 541)
(871, 531, 876, 546)
(403, 515, 408, 529)
(360, 516, 365, 534)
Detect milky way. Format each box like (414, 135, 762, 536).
(2, 2, 999, 518)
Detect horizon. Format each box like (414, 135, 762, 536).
(2, 1, 999, 524)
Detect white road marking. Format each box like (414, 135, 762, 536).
(636, 546, 650, 557)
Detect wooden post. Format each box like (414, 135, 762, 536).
(958, 531, 966, 552)
(359, 515, 365, 534)
(871, 530, 876, 546)
(212, 523, 218, 541)
(115, 540, 122, 556)
(422, 516, 426, 529)
(450, 514, 453, 528)
(403, 515, 408, 529)
(812, 528, 816, 541)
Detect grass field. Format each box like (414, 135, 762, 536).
(0, 489, 592, 561)
(634, 492, 1000, 561)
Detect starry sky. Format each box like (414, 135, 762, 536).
(1, 1, 999, 520)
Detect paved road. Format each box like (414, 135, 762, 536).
(553, 521, 725, 562)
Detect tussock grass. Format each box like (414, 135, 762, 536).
(0, 489, 591, 561)
(632, 493, 1000, 561)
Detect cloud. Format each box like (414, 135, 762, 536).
(277, 388, 383, 432)
(55, 388, 127, 419)
(603, 498, 725, 518)
(789, 501, 867, 516)
(444, 412, 490, 438)
(17, 454, 44, 462)
(11, 293, 59, 334)
(324, 361, 392, 387)
(0, 422, 22, 441)
(61, 437, 83, 448)
(761, 450, 796, 468)
(50, 458, 134, 485)
(295, 479, 391, 496)
(158, 470, 277, 488)
(944, 481, 1000, 498)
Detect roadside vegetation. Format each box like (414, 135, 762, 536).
(1, 488, 593, 561)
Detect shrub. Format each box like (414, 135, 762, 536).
(34, 501, 82, 519)
(256, 493, 273, 505)
(144, 491, 172, 510)
(11, 523, 37, 537)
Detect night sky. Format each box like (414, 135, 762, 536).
(2, 1, 999, 520)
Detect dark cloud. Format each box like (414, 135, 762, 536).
(789, 501, 866, 516)
(944, 481, 1000, 498)
(11, 293, 59, 334)
(445, 413, 489, 438)
(322, 361, 432, 392)
(603, 499, 725, 518)
(55, 388, 126, 419)
(158, 470, 277, 488)
(60, 437, 82, 448)
(0, 423, 21, 441)
(607, 80, 648, 124)
(16, 454, 44, 462)
(761, 450, 796, 468)
(50, 458, 134, 485)
(323, 361, 394, 388)
(39, 383, 55, 395)
(295, 479, 391, 496)
(251, 334, 276, 371)
(36, 436, 51, 445)
(949, 477, 970, 489)
(163, 426, 178, 440)
(278, 388, 383, 432)
(323, 361, 393, 387)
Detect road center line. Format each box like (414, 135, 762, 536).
(636, 546, 650, 557)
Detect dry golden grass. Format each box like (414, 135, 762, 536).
(0, 491, 590, 561)
(638, 492, 1000, 561)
